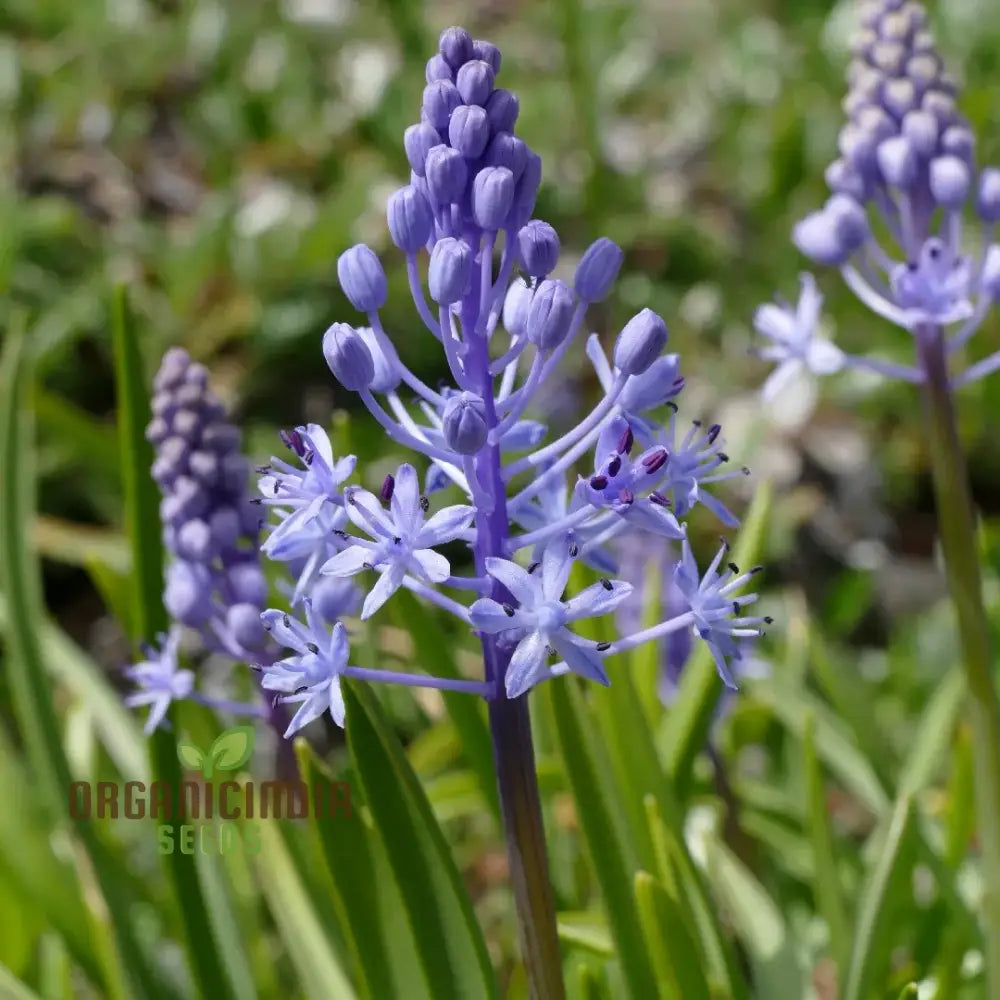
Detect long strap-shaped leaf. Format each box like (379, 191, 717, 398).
(343, 683, 498, 1000)
(0, 317, 169, 999)
(546, 678, 658, 1000)
(110, 287, 244, 1000)
(842, 796, 918, 1000)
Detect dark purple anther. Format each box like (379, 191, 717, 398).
(618, 488, 635, 505)
(707, 424, 722, 444)
(649, 491, 671, 507)
(381, 473, 396, 503)
(642, 449, 668, 474)
(280, 428, 307, 456)
(607, 456, 622, 477)
(590, 474, 609, 490)
(617, 424, 634, 455)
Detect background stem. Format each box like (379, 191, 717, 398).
(917, 323, 1000, 997)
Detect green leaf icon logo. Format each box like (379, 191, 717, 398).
(177, 743, 205, 772)
(207, 725, 255, 778)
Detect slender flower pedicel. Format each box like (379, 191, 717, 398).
(758, 3, 1000, 992)
(227, 26, 765, 997)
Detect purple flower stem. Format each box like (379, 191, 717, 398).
(465, 239, 567, 1000)
(342, 667, 490, 695)
(916, 321, 1000, 997)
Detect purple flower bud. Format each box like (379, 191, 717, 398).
(901, 110, 938, 157)
(312, 577, 362, 622)
(146, 416, 170, 445)
(472, 166, 514, 231)
(825, 159, 868, 201)
(929, 155, 970, 207)
(337, 244, 387, 312)
(425, 54, 452, 83)
(456, 59, 495, 106)
(228, 603, 266, 649)
(442, 392, 489, 454)
(526, 279, 576, 351)
(387, 185, 433, 252)
(877, 136, 917, 187)
(425, 145, 468, 205)
(429, 237, 473, 304)
(882, 77, 917, 118)
(188, 449, 220, 486)
(517, 220, 560, 278)
(509, 152, 541, 229)
(176, 519, 214, 562)
(472, 40, 501, 75)
(940, 125, 975, 163)
(503, 280, 533, 337)
(981, 244, 1000, 299)
(613, 308, 668, 376)
(977, 168, 1000, 222)
(404, 122, 442, 176)
(355, 326, 402, 393)
(484, 88, 519, 133)
(209, 507, 241, 550)
(322, 323, 375, 391)
(448, 104, 490, 159)
(422, 80, 462, 130)
(439, 26, 474, 70)
(228, 563, 268, 606)
(485, 132, 528, 181)
(165, 561, 213, 627)
(574, 237, 624, 303)
(202, 423, 240, 453)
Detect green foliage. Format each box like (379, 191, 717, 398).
(5, 0, 1000, 997)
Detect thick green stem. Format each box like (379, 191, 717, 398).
(489, 697, 565, 1000)
(917, 323, 1000, 997)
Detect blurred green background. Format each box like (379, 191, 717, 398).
(5, 0, 1000, 997)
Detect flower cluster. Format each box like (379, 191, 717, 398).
(246, 26, 765, 737)
(126, 348, 271, 732)
(756, 0, 1000, 395)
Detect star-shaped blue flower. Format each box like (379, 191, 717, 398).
(576, 415, 685, 537)
(123, 628, 195, 734)
(321, 462, 474, 619)
(672, 538, 767, 689)
(753, 273, 844, 401)
(470, 542, 632, 698)
(260, 603, 352, 736)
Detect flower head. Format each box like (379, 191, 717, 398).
(260, 605, 352, 736)
(470, 542, 632, 697)
(321, 463, 474, 619)
(123, 629, 195, 734)
(673, 539, 768, 689)
(754, 273, 844, 401)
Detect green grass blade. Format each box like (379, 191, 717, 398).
(295, 740, 408, 1000)
(634, 871, 712, 1000)
(1, 317, 170, 999)
(343, 682, 498, 1000)
(842, 796, 918, 1000)
(0, 963, 44, 1000)
(253, 819, 358, 1000)
(803, 714, 849, 968)
(546, 679, 659, 1000)
(702, 837, 805, 997)
(109, 285, 166, 639)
